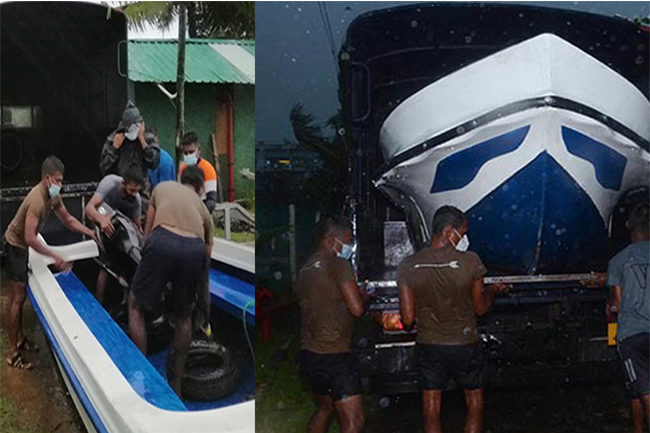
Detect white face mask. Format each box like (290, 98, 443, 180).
(453, 229, 470, 252)
(125, 123, 140, 141)
(334, 237, 354, 260)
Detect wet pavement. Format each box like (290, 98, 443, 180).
(1, 274, 86, 433)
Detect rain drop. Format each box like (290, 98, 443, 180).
(456, 126, 465, 134)
(465, 35, 473, 43)
(411, 20, 418, 28)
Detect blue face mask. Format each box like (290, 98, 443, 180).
(335, 238, 355, 260)
(183, 152, 198, 166)
(48, 182, 61, 198)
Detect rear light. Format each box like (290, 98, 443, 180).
(382, 311, 404, 331)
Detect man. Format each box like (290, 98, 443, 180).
(398, 206, 509, 433)
(85, 168, 144, 304)
(99, 101, 160, 187)
(178, 131, 218, 213)
(145, 128, 176, 189)
(296, 215, 366, 433)
(127, 166, 213, 396)
(3, 156, 97, 370)
(606, 203, 650, 433)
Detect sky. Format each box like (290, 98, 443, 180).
(255, 1, 650, 143)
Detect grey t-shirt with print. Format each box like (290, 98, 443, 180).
(95, 174, 141, 221)
(607, 240, 650, 342)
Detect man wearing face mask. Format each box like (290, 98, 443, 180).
(398, 206, 509, 433)
(296, 215, 366, 433)
(3, 156, 97, 370)
(99, 101, 160, 191)
(178, 131, 218, 213)
(85, 168, 144, 304)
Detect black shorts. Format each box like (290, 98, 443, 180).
(131, 227, 207, 316)
(2, 240, 28, 283)
(296, 350, 362, 401)
(417, 342, 485, 390)
(618, 333, 650, 399)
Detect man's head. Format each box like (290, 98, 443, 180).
(316, 215, 354, 259)
(181, 132, 200, 166)
(627, 203, 649, 240)
(181, 165, 205, 195)
(431, 206, 469, 249)
(121, 101, 143, 141)
(42, 156, 65, 197)
(144, 127, 160, 148)
(121, 168, 144, 202)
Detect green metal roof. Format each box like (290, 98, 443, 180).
(128, 39, 255, 84)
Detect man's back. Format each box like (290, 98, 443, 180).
(298, 251, 356, 354)
(398, 246, 486, 345)
(608, 240, 650, 341)
(149, 181, 213, 243)
(149, 149, 176, 188)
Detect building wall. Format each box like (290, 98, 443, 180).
(133, 82, 254, 200)
(233, 84, 255, 200)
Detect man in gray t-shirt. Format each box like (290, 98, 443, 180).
(85, 169, 144, 304)
(607, 203, 649, 433)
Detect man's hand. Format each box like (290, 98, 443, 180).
(54, 256, 72, 272)
(490, 283, 512, 295)
(87, 229, 100, 245)
(113, 132, 125, 149)
(138, 121, 147, 149)
(581, 272, 606, 289)
(99, 216, 115, 237)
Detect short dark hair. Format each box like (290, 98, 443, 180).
(431, 206, 466, 235)
(144, 127, 159, 147)
(181, 131, 199, 147)
(628, 203, 649, 234)
(122, 168, 144, 186)
(42, 155, 65, 177)
(181, 165, 205, 193)
(316, 214, 351, 242)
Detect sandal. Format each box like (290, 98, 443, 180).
(17, 336, 40, 352)
(6, 352, 33, 370)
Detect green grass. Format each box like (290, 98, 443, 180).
(256, 325, 341, 433)
(214, 228, 255, 243)
(0, 398, 42, 433)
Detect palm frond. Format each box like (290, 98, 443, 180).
(121, 1, 176, 33)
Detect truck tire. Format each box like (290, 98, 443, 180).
(180, 340, 242, 401)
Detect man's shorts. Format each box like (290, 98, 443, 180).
(2, 240, 28, 283)
(618, 333, 650, 399)
(131, 227, 207, 316)
(417, 342, 485, 390)
(296, 350, 362, 401)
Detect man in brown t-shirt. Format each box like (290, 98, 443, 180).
(398, 206, 509, 433)
(128, 165, 214, 397)
(3, 156, 97, 370)
(296, 215, 366, 433)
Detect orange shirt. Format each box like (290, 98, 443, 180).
(179, 158, 217, 200)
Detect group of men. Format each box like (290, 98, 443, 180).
(296, 206, 649, 433)
(3, 102, 218, 397)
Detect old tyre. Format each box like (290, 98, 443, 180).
(180, 340, 242, 401)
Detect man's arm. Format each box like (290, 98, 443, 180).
(471, 280, 510, 316)
(85, 194, 115, 237)
(138, 124, 161, 170)
(610, 285, 622, 313)
(399, 284, 416, 327)
(339, 279, 365, 317)
(144, 204, 156, 238)
(54, 202, 97, 242)
(24, 214, 70, 270)
(204, 191, 217, 214)
(99, 134, 121, 176)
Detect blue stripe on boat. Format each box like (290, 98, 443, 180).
(430, 125, 530, 193)
(562, 126, 627, 190)
(28, 287, 111, 433)
(209, 268, 255, 326)
(53, 272, 188, 412)
(466, 152, 607, 273)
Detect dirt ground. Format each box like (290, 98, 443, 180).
(0, 274, 85, 433)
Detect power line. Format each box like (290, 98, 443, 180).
(317, 1, 338, 74)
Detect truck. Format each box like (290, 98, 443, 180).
(339, 3, 649, 396)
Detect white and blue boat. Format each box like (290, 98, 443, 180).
(27, 236, 255, 433)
